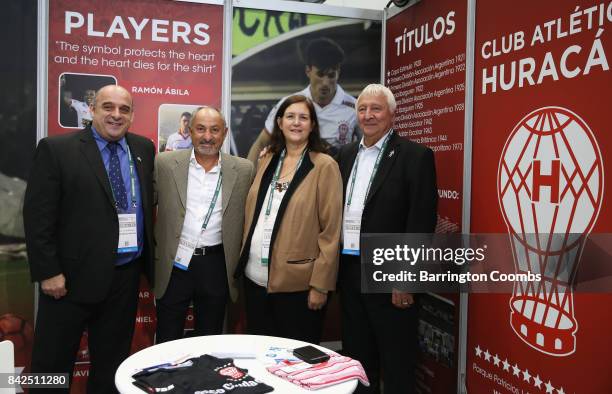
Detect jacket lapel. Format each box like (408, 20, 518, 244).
(79, 128, 115, 207)
(341, 142, 360, 201)
(171, 150, 191, 210)
(220, 152, 237, 216)
(365, 131, 399, 206)
(270, 151, 314, 250)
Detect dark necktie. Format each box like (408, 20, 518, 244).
(108, 142, 128, 211)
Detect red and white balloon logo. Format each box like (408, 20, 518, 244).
(498, 107, 603, 356)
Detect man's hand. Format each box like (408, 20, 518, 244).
(247, 129, 272, 164)
(40, 274, 67, 299)
(391, 289, 414, 309)
(308, 288, 328, 310)
(259, 145, 270, 158)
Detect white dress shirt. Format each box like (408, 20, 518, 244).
(180, 150, 223, 248)
(344, 129, 392, 214)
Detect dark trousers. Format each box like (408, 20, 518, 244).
(155, 249, 229, 343)
(30, 259, 141, 394)
(244, 278, 325, 344)
(339, 255, 417, 394)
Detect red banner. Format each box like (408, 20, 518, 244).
(47, 0, 223, 144)
(468, 1, 612, 393)
(385, 0, 467, 234)
(385, 0, 468, 391)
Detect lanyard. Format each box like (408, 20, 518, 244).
(265, 148, 307, 216)
(201, 171, 223, 230)
(108, 146, 137, 211)
(346, 131, 392, 207)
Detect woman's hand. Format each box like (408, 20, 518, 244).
(308, 288, 328, 310)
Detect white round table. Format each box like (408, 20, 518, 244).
(115, 334, 358, 393)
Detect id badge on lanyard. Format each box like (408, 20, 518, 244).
(342, 208, 362, 255)
(117, 213, 138, 253)
(114, 147, 139, 254)
(173, 227, 199, 270)
(173, 172, 222, 271)
(341, 131, 391, 256)
(261, 224, 273, 266)
(260, 149, 305, 266)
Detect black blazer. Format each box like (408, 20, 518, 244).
(336, 130, 438, 235)
(23, 127, 155, 302)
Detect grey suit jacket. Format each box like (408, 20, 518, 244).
(153, 149, 254, 301)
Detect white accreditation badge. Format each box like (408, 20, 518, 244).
(342, 209, 362, 255)
(117, 213, 138, 253)
(261, 226, 273, 266)
(173, 227, 199, 270)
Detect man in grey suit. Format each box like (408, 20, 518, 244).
(154, 107, 254, 342)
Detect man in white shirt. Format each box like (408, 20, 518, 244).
(70, 89, 96, 127)
(153, 107, 254, 342)
(60, 89, 94, 127)
(247, 38, 359, 161)
(164, 112, 193, 152)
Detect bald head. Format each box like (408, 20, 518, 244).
(92, 85, 133, 108)
(90, 85, 134, 142)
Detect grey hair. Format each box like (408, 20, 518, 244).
(356, 84, 397, 114)
(189, 106, 226, 129)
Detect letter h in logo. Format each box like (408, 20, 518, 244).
(531, 160, 560, 203)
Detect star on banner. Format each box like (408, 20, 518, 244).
(484, 350, 491, 362)
(475, 345, 482, 357)
(545, 380, 554, 394)
(493, 354, 500, 367)
(533, 375, 542, 389)
(522, 368, 531, 383)
(512, 363, 520, 377)
(502, 359, 510, 372)
(557, 387, 565, 394)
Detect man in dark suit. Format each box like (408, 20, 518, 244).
(24, 85, 154, 393)
(336, 84, 437, 394)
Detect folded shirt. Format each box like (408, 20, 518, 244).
(132, 354, 274, 394)
(266, 355, 369, 390)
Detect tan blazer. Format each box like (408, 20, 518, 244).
(153, 149, 254, 301)
(235, 151, 342, 293)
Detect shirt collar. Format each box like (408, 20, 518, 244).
(92, 126, 128, 152)
(330, 84, 346, 106)
(301, 84, 346, 108)
(189, 149, 221, 172)
(359, 129, 393, 151)
(299, 86, 313, 101)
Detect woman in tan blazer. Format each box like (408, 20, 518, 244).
(234, 95, 342, 344)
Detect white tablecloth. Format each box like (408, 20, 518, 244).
(115, 334, 357, 393)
